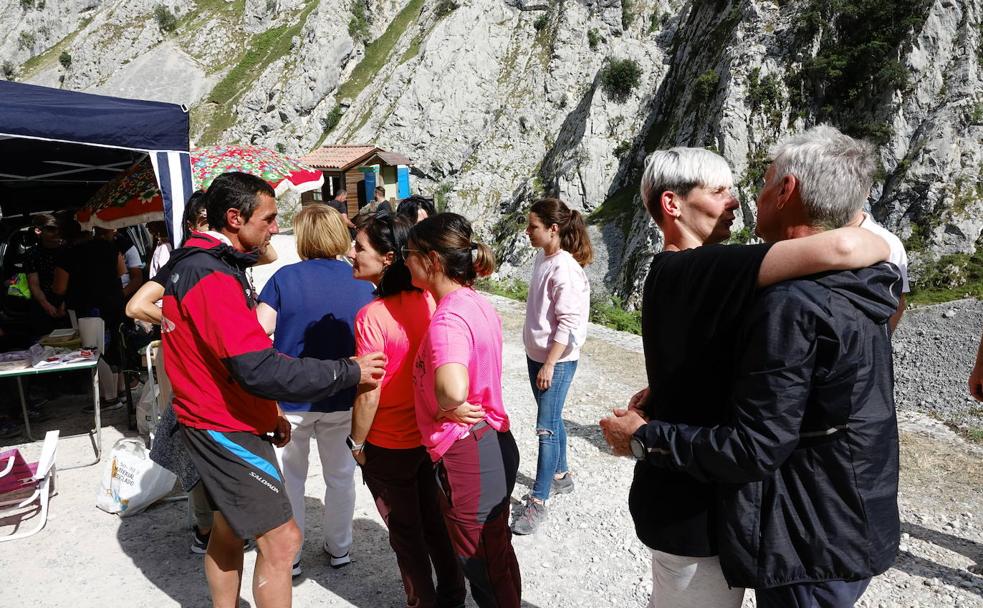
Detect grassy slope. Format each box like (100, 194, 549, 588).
(197, 0, 318, 144)
(315, 0, 427, 146)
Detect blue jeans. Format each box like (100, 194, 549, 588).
(756, 578, 871, 608)
(526, 357, 577, 502)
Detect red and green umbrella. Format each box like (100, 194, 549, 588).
(77, 158, 162, 229)
(80, 146, 324, 228)
(191, 145, 324, 196)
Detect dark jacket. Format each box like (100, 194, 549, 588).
(161, 232, 361, 434)
(635, 264, 902, 589)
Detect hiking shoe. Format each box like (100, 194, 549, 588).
(552, 472, 575, 496)
(511, 498, 547, 535)
(292, 560, 303, 578)
(191, 526, 210, 554)
(0, 417, 20, 439)
(325, 546, 351, 569)
(83, 398, 124, 413)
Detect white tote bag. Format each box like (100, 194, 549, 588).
(96, 438, 176, 517)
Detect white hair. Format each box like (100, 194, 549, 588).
(640, 148, 734, 222)
(769, 125, 878, 229)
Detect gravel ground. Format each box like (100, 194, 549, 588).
(0, 263, 980, 606)
(893, 298, 983, 432)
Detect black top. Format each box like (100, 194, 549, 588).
(325, 199, 348, 216)
(636, 265, 901, 588)
(56, 238, 124, 322)
(629, 243, 771, 557)
(24, 244, 63, 299)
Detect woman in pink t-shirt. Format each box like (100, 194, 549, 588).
(406, 213, 522, 608)
(349, 212, 465, 608)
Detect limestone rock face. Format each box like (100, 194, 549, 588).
(4, 0, 981, 305)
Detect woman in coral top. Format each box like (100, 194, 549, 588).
(406, 213, 521, 608)
(349, 211, 465, 608)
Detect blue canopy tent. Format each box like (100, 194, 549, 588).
(0, 80, 192, 242)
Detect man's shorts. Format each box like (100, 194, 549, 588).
(180, 425, 293, 540)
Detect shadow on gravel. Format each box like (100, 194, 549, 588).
(894, 550, 982, 598)
(564, 417, 612, 453)
(903, 522, 983, 567)
(117, 498, 246, 607)
(298, 506, 404, 606)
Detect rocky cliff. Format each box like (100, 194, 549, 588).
(2, 0, 981, 306)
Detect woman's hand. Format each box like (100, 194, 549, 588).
(353, 448, 366, 466)
(536, 362, 554, 391)
(438, 402, 485, 425)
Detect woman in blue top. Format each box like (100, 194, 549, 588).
(256, 204, 375, 577)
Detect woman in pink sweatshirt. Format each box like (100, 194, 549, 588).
(512, 198, 593, 535)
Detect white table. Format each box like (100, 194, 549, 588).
(0, 358, 101, 468)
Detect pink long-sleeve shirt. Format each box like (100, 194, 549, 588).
(523, 249, 590, 363)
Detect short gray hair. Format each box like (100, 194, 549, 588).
(640, 147, 734, 223)
(769, 125, 877, 229)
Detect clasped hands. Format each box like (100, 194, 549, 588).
(599, 386, 649, 457)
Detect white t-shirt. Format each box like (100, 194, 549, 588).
(150, 242, 172, 278)
(859, 213, 909, 293)
(120, 245, 143, 289)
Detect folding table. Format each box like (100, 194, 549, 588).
(0, 358, 101, 468)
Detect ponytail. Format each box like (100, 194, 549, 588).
(472, 243, 496, 277)
(529, 198, 594, 266)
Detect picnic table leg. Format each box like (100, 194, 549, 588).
(16, 377, 36, 441)
(92, 366, 101, 462)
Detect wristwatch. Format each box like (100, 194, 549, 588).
(346, 435, 364, 452)
(630, 435, 648, 461)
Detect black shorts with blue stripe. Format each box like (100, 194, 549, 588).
(180, 425, 293, 540)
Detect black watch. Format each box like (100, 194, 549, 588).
(346, 435, 364, 452)
(630, 436, 648, 461)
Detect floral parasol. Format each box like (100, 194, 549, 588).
(191, 145, 324, 196)
(77, 158, 162, 229)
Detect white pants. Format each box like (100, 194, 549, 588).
(274, 410, 356, 563)
(649, 550, 745, 608)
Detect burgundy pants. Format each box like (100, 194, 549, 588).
(435, 424, 521, 608)
(362, 443, 466, 608)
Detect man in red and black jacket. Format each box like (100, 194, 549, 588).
(162, 172, 385, 608)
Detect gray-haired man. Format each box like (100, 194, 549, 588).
(604, 126, 901, 607)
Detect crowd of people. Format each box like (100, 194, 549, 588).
(9, 122, 982, 608)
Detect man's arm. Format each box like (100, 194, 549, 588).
(183, 270, 384, 401)
(888, 294, 906, 335)
(758, 227, 889, 287)
(633, 286, 818, 483)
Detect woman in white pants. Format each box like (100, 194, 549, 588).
(256, 205, 376, 576)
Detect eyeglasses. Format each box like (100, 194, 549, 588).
(400, 246, 422, 258)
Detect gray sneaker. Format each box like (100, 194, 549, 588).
(511, 498, 547, 535)
(552, 472, 575, 495)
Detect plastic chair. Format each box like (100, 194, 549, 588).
(0, 430, 59, 542)
(144, 340, 171, 447)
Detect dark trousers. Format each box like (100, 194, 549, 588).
(756, 578, 871, 608)
(435, 425, 521, 608)
(362, 443, 466, 608)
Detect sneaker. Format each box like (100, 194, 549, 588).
(291, 560, 302, 578)
(191, 526, 209, 554)
(83, 398, 124, 413)
(552, 472, 575, 495)
(27, 405, 50, 423)
(0, 417, 20, 439)
(324, 546, 351, 569)
(511, 498, 547, 535)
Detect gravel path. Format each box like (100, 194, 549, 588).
(0, 289, 980, 607)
